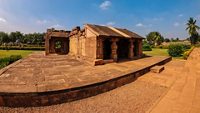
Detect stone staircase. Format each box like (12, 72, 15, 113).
(149, 48, 200, 113)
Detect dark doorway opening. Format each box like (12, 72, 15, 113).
(51, 37, 69, 55)
(103, 38, 112, 60)
(117, 39, 130, 60)
(133, 40, 138, 56)
(55, 40, 62, 53)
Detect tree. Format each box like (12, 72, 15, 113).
(186, 17, 200, 45)
(0, 31, 45, 46)
(9, 32, 17, 43)
(176, 38, 179, 41)
(198, 35, 200, 42)
(164, 38, 170, 42)
(146, 32, 164, 46)
(23, 33, 44, 46)
(0, 32, 9, 44)
(9, 31, 23, 45)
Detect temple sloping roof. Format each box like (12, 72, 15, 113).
(85, 24, 144, 39)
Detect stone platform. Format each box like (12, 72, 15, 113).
(0, 52, 171, 107)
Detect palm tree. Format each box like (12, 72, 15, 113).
(186, 17, 200, 45)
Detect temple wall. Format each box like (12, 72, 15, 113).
(85, 28, 97, 59)
(69, 35, 78, 55)
(68, 28, 97, 65)
(80, 36, 86, 56)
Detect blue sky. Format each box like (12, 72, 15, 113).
(0, 0, 200, 39)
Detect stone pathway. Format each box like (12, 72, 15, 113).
(0, 52, 170, 93)
(148, 48, 200, 113)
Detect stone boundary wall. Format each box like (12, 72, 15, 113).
(0, 57, 172, 107)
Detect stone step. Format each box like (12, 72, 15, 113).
(150, 66, 165, 73)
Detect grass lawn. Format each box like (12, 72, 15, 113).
(0, 50, 35, 58)
(143, 48, 169, 57)
(143, 48, 185, 59)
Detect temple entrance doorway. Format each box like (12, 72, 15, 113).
(103, 38, 112, 60)
(50, 37, 69, 55)
(117, 39, 130, 60)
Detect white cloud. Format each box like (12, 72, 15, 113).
(178, 14, 183, 17)
(36, 19, 49, 25)
(49, 24, 66, 30)
(0, 17, 6, 23)
(106, 21, 115, 26)
(174, 22, 180, 27)
(136, 23, 144, 27)
(152, 17, 163, 21)
(100, 1, 111, 10)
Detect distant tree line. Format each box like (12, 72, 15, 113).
(0, 31, 45, 46)
(145, 32, 182, 46)
(145, 17, 200, 46)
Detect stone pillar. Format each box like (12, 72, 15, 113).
(111, 38, 118, 61)
(129, 39, 134, 59)
(98, 37, 104, 59)
(100, 38, 104, 59)
(50, 38, 55, 53)
(138, 39, 143, 57)
(45, 35, 49, 55)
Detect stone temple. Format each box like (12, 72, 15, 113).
(0, 24, 173, 107)
(44, 24, 144, 65)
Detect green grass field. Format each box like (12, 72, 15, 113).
(0, 50, 35, 58)
(143, 48, 169, 57)
(143, 48, 185, 59)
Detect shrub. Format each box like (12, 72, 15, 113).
(182, 44, 191, 50)
(0, 46, 44, 50)
(195, 43, 200, 47)
(156, 45, 169, 49)
(0, 55, 22, 69)
(183, 46, 195, 59)
(142, 44, 152, 51)
(9, 55, 22, 63)
(168, 44, 184, 57)
(0, 57, 10, 68)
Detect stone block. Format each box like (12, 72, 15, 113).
(150, 66, 165, 73)
(94, 59, 104, 66)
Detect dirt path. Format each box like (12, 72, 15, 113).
(0, 80, 165, 113)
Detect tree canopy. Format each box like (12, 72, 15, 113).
(146, 32, 164, 46)
(0, 31, 44, 46)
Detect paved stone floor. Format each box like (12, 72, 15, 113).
(148, 48, 200, 113)
(0, 52, 169, 93)
(0, 54, 183, 113)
